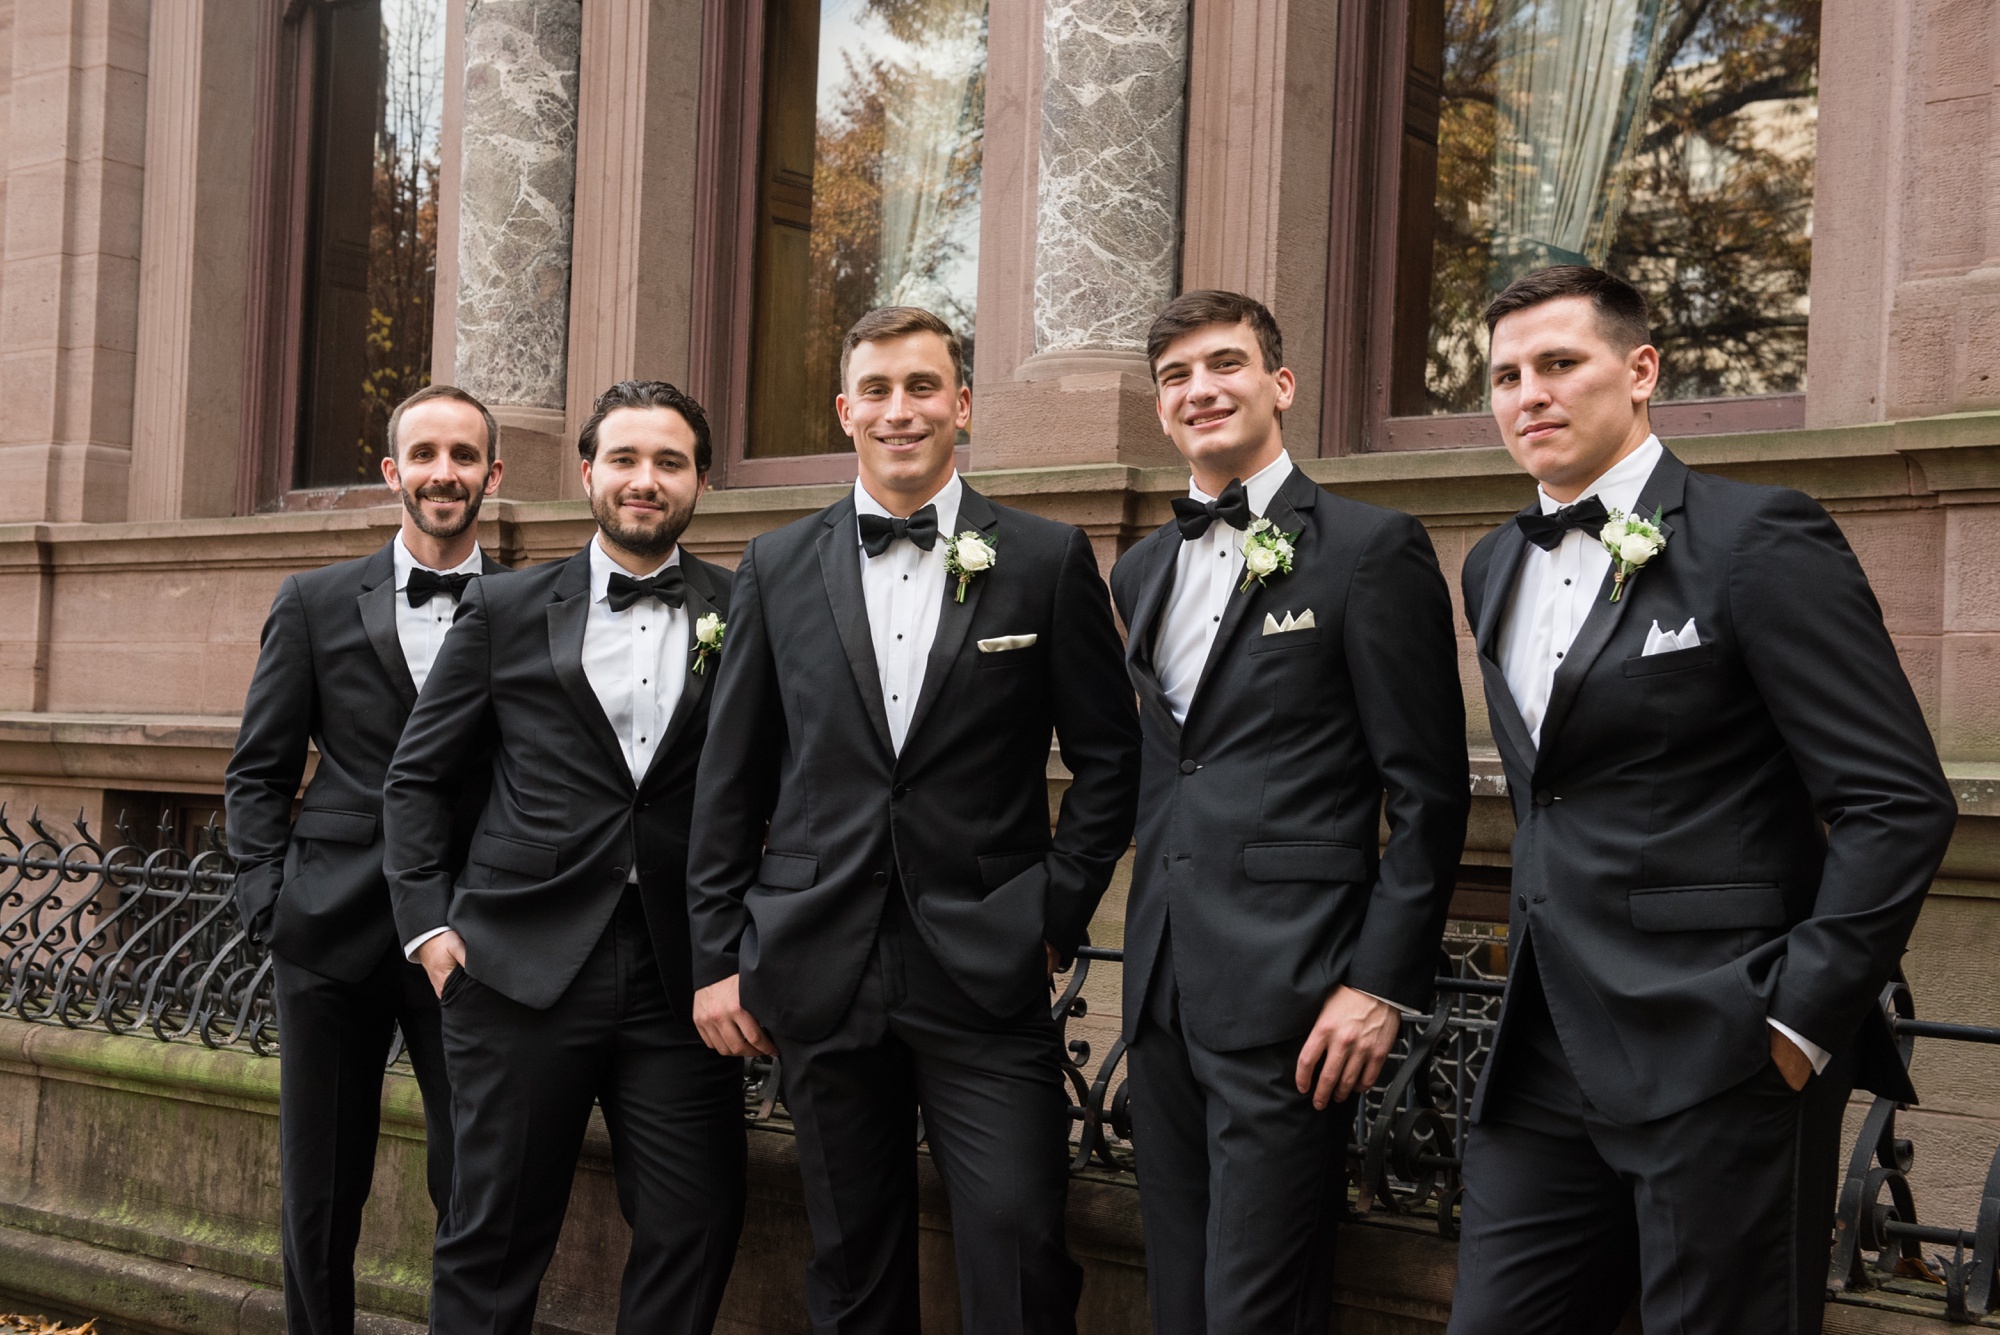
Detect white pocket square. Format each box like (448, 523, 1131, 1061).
(1260, 609, 1316, 636)
(977, 634, 1037, 653)
(1641, 617, 1700, 656)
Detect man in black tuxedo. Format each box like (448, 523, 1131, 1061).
(1108, 291, 1469, 1332)
(225, 384, 506, 1335)
(384, 381, 745, 1334)
(687, 306, 1140, 1334)
(1449, 267, 1956, 1334)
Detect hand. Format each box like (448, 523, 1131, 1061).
(694, 974, 777, 1058)
(1046, 941, 1062, 981)
(1770, 1027, 1812, 1091)
(416, 930, 467, 998)
(1296, 986, 1403, 1110)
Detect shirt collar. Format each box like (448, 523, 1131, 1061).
(590, 533, 682, 604)
(393, 532, 484, 588)
(1538, 434, 1663, 517)
(853, 471, 962, 546)
(1188, 449, 1294, 519)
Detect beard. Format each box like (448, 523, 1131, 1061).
(399, 473, 488, 540)
(592, 484, 695, 561)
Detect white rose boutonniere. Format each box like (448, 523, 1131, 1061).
(691, 611, 726, 674)
(943, 531, 996, 603)
(1598, 508, 1666, 603)
(1239, 518, 1299, 593)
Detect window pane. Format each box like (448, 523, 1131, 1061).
(296, 0, 444, 487)
(1414, 0, 1819, 415)
(749, 0, 987, 459)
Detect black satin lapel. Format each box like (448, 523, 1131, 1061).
(1476, 518, 1533, 661)
(546, 591, 634, 787)
(902, 498, 998, 750)
(1534, 453, 1686, 755)
(357, 578, 418, 709)
(640, 574, 716, 789)
(817, 515, 896, 759)
(1122, 532, 1181, 724)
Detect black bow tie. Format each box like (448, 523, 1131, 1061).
(405, 569, 475, 607)
(858, 504, 940, 557)
(606, 566, 686, 613)
(1516, 495, 1611, 551)
(1172, 478, 1254, 540)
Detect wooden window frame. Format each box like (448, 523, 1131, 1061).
(1321, 0, 1807, 459)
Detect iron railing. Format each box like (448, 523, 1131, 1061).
(3, 809, 1998, 1322)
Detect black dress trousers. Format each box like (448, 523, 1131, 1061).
(1448, 957, 1851, 1335)
(272, 947, 453, 1335)
(429, 887, 747, 1335)
(775, 886, 1083, 1335)
(1126, 930, 1354, 1335)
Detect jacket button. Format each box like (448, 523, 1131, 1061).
(611, 866, 627, 880)
(1179, 760, 1198, 775)
(893, 784, 910, 798)
(873, 872, 888, 886)
(1516, 895, 1528, 911)
(1533, 789, 1554, 807)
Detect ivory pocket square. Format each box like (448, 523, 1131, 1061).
(1261, 609, 1316, 635)
(977, 634, 1037, 653)
(1641, 617, 1700, 656)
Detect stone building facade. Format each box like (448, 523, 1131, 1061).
(2, 0, 2000, 1330)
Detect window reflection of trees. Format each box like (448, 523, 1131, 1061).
(296, 0, 442, 487)
(1422, 0, 1819, 414)
(750, 0, 986, 459)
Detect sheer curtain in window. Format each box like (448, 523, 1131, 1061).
(874, 0, 984, 321)
(1487, 0, 1669, 283)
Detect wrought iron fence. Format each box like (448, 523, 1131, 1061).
(4, 809, 2000, 1322)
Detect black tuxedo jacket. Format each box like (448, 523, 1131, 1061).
(1464, 448, 1956, 1124)
(687, 485, 1141, 1041)
(382, 545, 733, 1010)
(1110, 468, 1469, 1051)
(225, 540, 508, 982)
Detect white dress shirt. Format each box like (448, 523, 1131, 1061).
(583, 535, 689, 787)
(856, 472, 961, 754)
(392, 534, 484, 694)
(1152, 450, 1294, 725)
(1493, 433, 1828, 1075)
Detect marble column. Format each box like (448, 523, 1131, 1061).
(454, 0, 582, 498)
(1026, 0, 1191, 375)
(977, 0, 1188, 472)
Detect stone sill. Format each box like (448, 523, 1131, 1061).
(0, 410, 1989, 564)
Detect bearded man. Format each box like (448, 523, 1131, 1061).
(225, 384, 507, 1334)
(384, 380, 746, 1333)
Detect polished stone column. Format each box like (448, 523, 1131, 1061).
(976, 0, 1188, 471)
(454, 0, 582, 497)
(1027, 0, 1191, 374)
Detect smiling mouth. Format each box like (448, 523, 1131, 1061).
(874, 432, 931, 448)
(1186, 408, 1234, 429)
(1520, 421, 1564, 440)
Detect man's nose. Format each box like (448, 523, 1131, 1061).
(884, 388, 916, 421)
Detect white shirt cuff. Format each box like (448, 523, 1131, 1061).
(403, 926, 451, 961)
(1353, 988, 1424, 1020)
(1767, 1017, 1832, 1075)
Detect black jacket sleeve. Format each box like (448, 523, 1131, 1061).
(383, 578, 495, 949)
(1341, 511, 1471, 1012)
(1731, 489, 1957, 1053)
(686, 541, 785, 989)
(223, 576, 314, 942)
(1040, 527, 1142, 960)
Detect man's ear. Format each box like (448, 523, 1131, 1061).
(1629, 344, 1661, 404)
(380, 452, 401, 490)
(482, 458, 505, 496)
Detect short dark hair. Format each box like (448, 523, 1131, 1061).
(1484, 265, 1652, 352)
(1145, 290, 1285, 381)
(840, 306, 968, 390)
(576, 380, 713, 470)
(387, 384, 499, 462)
